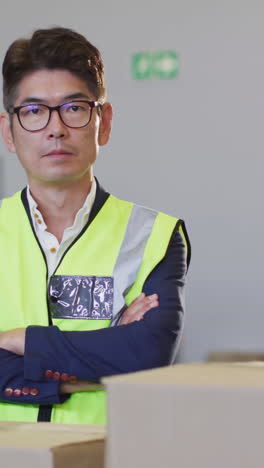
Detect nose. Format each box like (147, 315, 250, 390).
(46, 108, 67, 139)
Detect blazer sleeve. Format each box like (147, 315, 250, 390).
(24, 226, 190, 383)
(0, 348, 69, 404)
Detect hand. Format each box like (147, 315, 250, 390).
(60, 381, 103, 394)
(0, 328, 26, 355)
(0, 293, 159, 354)
(118, 292, 159, 325)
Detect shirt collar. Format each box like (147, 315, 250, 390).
(26, 178, 97, 234)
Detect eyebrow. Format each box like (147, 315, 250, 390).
(18, 92, 92, 106)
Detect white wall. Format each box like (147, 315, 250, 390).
(0, 0, 263, 361)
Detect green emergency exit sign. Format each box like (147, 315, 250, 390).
(132, 51, 179, 80)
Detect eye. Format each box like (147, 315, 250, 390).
(30, 107, 40, 114)
(20, 105, 44, 117)
(70, 105, 81, 112)
(63, 102, 88, 113)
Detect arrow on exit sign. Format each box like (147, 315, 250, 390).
(132, 51, 179, 80)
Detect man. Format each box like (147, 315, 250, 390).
(0, 27, 190, 424)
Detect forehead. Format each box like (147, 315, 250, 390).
(15, 69, 95, 105)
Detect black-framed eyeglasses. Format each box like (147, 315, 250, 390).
(8, 100, 102, 132)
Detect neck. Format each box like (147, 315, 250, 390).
(28, 175, 94, 242)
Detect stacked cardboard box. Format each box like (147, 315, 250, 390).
(104, 363, 264, 468)
(0, 421, 105, 468)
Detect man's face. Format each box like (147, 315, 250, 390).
(0, 69, 112, 186)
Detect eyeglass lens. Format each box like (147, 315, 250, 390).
(18, 101, 92, 131)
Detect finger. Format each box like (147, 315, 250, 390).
(134, 295, 159, 314)
(130, 292, 145, 304)
(119, 293, 159, 325)
(129, 294, 158, 314)
(119, 295, 159, 325)
(132, 297, 159, 322)
(119, 296, 153, 325)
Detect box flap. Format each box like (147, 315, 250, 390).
(0, 422, 105, 449)
(103, 362, 264, 388)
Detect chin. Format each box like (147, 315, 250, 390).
(38, 170, 89, 184)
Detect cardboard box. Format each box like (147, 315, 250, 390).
(207, 351, 264, 362)
(0, 421, 105, 468)
(103, 363, 264, 468)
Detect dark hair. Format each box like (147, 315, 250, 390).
(2, 27, 106, 111)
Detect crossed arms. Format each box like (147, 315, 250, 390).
(0, 229, 188, 404)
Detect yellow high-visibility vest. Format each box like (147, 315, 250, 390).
(0, 190, 186, 424)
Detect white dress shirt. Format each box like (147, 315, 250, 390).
(27, 178, 96, 279)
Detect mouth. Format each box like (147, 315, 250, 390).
(43, 149, 74, 158)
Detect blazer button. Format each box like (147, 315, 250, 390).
(69, 376, 77, 382)
(53, 372, 61, 380)
(22, 387, 30, 396)
(4, 387, 13, 396)
(14, 388, 22, 397)
(45, 369, 53, 378)
(60, 373, 69, 381)
(30, 388, 39, 396)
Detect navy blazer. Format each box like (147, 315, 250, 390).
(0, 182, 191, 411)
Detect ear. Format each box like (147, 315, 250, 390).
(0, 112, 16, 153)
(98, 102, 113, 146)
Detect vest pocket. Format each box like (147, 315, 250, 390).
(48, 275, 113, 320)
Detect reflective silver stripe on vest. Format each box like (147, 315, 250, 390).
(0, 199, 2, 208)
(111, 204, 158, 325)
